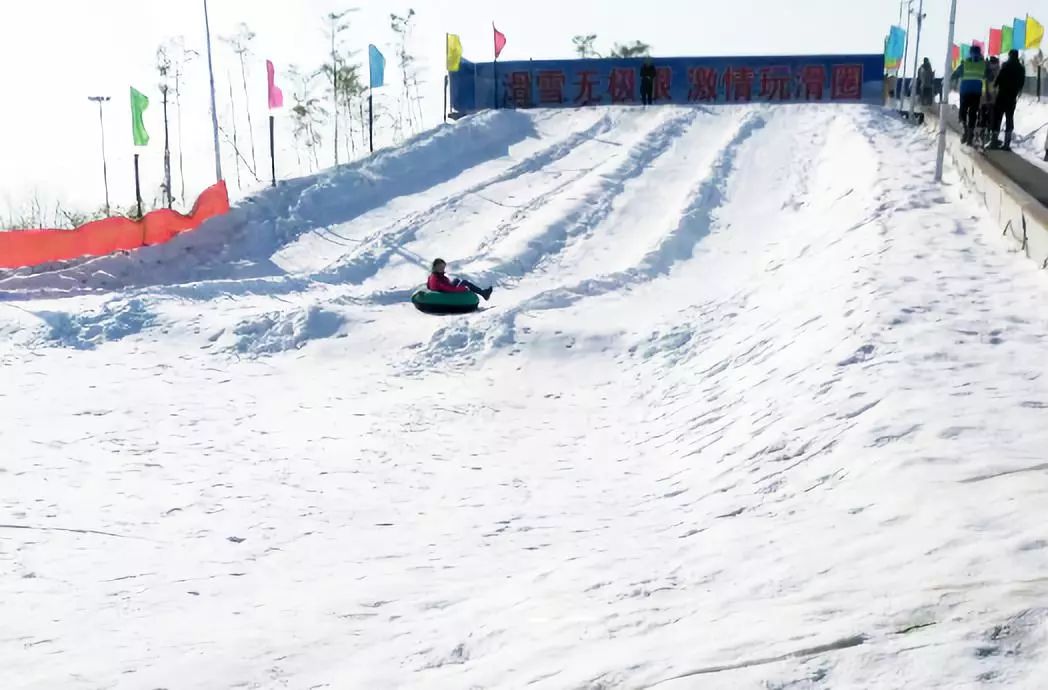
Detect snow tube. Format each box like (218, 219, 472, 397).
(411, 287, 480, 315)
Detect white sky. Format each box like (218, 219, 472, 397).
(0, 0, 1042, 221)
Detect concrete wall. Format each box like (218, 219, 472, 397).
(921, 109, 1048, 270)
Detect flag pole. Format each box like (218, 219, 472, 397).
(134, 153, 143, 219)
(444, 75, 449, 122)
(898, 0, 913, 111)
(369, 89, 374, 153)
(203, 0, 223, 182)
(270, 115, 276, 187)
(908, 0, 924, 121)
(934, 0, 958, 182)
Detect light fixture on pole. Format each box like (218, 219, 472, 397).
(203, 0, 223, 183)
(934, 0, 959, 182)
(87, 96, 112, 215)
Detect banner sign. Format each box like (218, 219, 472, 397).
(451, 54, 885, 114)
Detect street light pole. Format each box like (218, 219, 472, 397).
(87, 96, 111, 215)
(908, 0, 926, 121)
(935, 0, 959, 182)
(203, 0, 223, 183)
(898, 0, 915, 111)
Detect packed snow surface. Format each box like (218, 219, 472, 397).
(4, 104, 1048, 689)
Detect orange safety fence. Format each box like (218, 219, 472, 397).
(0, 181, 230, 269)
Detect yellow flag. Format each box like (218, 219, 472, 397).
(446, 33, 463, 72)
(1026, 15, 1044, 49)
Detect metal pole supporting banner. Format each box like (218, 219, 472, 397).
(935, 0, 958, 182)
(898, 0, 913, 111)
(908, 0, 925, 120)
(270, 115, 276, 187)
(444, 74, 449, 122)
(369, 92, 374, 153)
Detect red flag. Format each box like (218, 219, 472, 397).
(493, 23, 507, 59)
(989, 28, 1003, 56)
(267, 60, 283, 109)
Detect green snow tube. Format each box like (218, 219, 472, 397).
(411, 287, 480, 315)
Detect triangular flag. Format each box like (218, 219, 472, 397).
(1026, 15, 1044, 49)
(368, 44, 386, 88)
(130, 87, 149, 146)
(494, 24, 507, 59)
(266, 60, 283, 109)
(1002, 25, 1014, 54)
(1014, 18, 1027, 52)
(989, 28, 1003, 56)
(446, 33, 463, 72)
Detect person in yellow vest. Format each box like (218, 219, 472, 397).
(951, 45, 990, 146)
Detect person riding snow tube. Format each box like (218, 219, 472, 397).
(411, 258, 493, 314)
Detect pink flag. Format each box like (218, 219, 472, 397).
(494, 23, 507, 59)
(972, 39, 986, 52)
(267, 60, 283, 109)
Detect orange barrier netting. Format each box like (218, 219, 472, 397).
(0, 181, 230, 269)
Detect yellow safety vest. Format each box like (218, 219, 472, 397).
(961, 59, 987, 87)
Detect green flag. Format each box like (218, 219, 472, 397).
(1002, 25, 1014, 54)
(130, 87, 149, 146)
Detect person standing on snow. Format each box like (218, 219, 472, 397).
(991, 49, 1026, 151)
(427, 258, 493, 301)
(952, 44, 989, 145)
(640, 58, 656, 106)
(918, 58, 935, 105)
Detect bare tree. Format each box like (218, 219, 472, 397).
(324, 9, 358, 167)
(163, 37, 199, 206)
(288, 65, 327, 172)
(221, 23, 259, 171)
(157, 46, 174, 208)
(391, 10, 417, 135)
(572, 34, 601, 58)
(609, 40, 651, 58)
(226, 71, 242, 189)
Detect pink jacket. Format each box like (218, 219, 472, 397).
(427, 272, 468, 293)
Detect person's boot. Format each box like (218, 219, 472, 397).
(480, 287, 493, 301)
(962, 128, 972, 145)
(988, 131, 1002, 149)
(1002, 131, 1012, 151)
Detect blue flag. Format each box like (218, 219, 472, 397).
(1014, 18, 1027, 53)
(369, 44, 385, 89)
(886, 25, 906, 71)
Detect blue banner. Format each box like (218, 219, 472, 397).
(369, 44, 386, 89)
(451, 54, 885, 114)
(1014, 18, 1027, 52)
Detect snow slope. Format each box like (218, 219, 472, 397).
(4, 103, 1048, 690)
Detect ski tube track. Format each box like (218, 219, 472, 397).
(305, 111, 623, 286)
(409, 110, 769, 369)
(464, 107, 706, 289)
